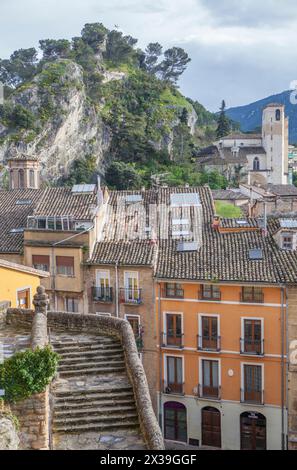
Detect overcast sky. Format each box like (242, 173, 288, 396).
(0, 0, 296, 111)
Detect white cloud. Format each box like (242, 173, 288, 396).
(0, 0, 296, 110)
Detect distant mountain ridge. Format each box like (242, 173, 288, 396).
(226, 90, 297, 144)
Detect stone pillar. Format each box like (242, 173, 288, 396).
(31, 286, 49, 350)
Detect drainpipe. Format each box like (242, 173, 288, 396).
(115, 260, 119, 318)
(285, 286, 289, 450)
(280, 286, 286, 450)
(158, 282, 163, 430)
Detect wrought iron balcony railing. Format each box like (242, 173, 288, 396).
(161, 332, 184, 349)
(240, 338, 264, 356)
(163, 381, 185, 395)
(92, 286, 113, 302)
(240, 388, 264, 405)
(197, 384, 221, 400)
(120, 288, 142, 304)
(197, 335, 221, 352)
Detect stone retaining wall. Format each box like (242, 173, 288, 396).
(5, 287, 50, 450)
(47, 311, 165, 450)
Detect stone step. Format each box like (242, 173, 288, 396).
(54, 385, 133, 399)
(54, 348, 123, 359)
(54, 397, 135, 410)
(52, 344, 121, 353)
(58, 360, 125, 371)
(54, 389, 133, 402)
(53, 411, 138, 427)
(54, 404, 136, 418)
(53, 420, 139, 434)
(52, 339, 120, 348)
(58, 353, 124, 365)
(58, 365, 126, 377)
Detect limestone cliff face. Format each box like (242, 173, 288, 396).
(0, 59, 198, 182)
(0, 60, 110, 182)
(0, 414, 19, 450)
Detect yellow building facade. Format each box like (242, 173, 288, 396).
(0, 259, 49, 308)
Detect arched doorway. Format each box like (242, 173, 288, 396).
(201, 407, 221, 448)
(164, 401, 187, 442)
(240, 412, 266, 450)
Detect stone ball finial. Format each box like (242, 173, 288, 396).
(33, 285, 49, 316)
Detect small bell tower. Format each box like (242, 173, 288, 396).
(8, 154, 40, 190)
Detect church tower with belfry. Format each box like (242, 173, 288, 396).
(261, 103, 289, 185)
(7, 154, 40, 190)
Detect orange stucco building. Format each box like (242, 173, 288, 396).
(156, 280, 286, 449)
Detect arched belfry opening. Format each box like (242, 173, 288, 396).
(7, 154, 40, 190)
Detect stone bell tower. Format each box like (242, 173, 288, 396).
(262, 104, 288, 185)
(7, 154, 40, 190)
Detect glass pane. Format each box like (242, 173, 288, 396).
(176, 358, 182, 384)
(203, 360, 210, 386)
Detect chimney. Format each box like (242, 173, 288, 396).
(212, 215, 221, 231)
(97, 175, 103, 206)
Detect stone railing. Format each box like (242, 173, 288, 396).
(47, 311, 165, 450)
(5, 287, 50, 450)
(0, 301, 10, 328)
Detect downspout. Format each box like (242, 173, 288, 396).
(158, 282, 163, 430)
(115, 260, 119, 318)
(280, 286, 286, 450)
(285, 285, 289, 450)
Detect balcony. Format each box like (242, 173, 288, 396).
(198, 289, 221, 301)
(120, 288, 142, 305)
(240, 292, 264, 303)
(197, 335, 221, 352)
(161, 332, 184, 349)
(92, 286, 113, 303)
(162, 288, 184, 299)
(240, 338, 264, 356)
(197, 384, 221, 400)
(240, 389, 264, 405)
(163, 381, 185, 395)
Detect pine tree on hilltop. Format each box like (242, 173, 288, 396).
(216, 100, 231, 139)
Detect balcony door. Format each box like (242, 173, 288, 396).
(166, 314, 182, 347)
(201, 407, 221, 448)
(243, 365, 262, 403)
(202, 359, 219, 398)
(243, 319, 262, 354)
(201, 316, 218, 350)
(124, 272, 139, 302)
(166, 356, 183, 394)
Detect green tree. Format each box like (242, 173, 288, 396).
(39, 39, 71, 61)
(0, 48, 38, 87)
(143, 43, 163, 74)
(104, 30, 137, 65)
(105, 161, 142, 189)
(81, 23, 108, 53)
(216, 100, 231, 139)
(159, 47, 191, 83)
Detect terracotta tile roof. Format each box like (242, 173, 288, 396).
(33, 187, 98, 219)
(267, 185, 297, 197)
(0, 258, 49, 277)
(89, 240, 156, 266)
(0, 189, 42, 253)
(212, 190, 248, 201)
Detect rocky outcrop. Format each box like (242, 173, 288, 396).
(0, 414, 19, 450)
(0, 60, 111, 182)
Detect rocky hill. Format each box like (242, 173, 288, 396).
(0, 23, 216, 188)
(226, 90, 297, 144)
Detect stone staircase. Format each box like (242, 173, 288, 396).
(50, 332, 145, 449)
